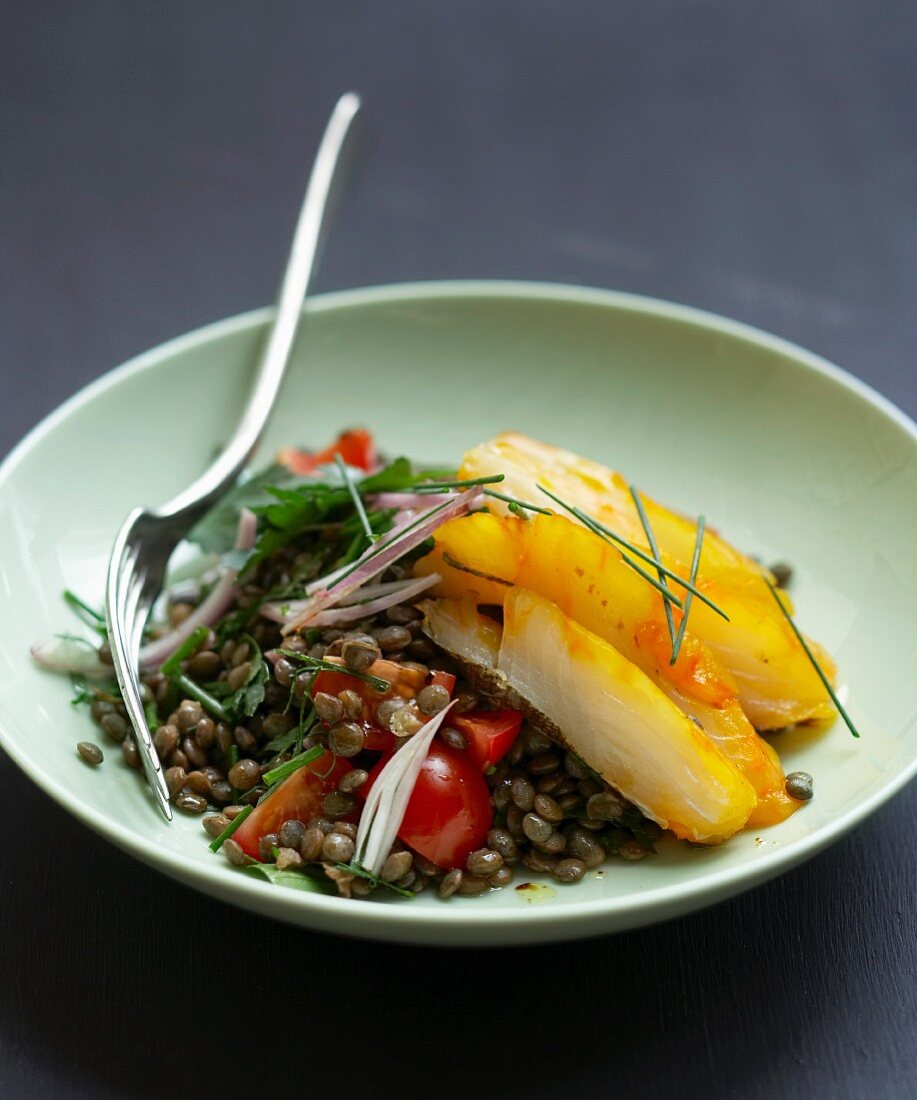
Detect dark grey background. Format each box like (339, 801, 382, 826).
(1, 3, 915, 1098)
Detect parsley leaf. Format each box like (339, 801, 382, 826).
(221, 634, 269, 721)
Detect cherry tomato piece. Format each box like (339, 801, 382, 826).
(277, 429, 377, 475)
(232, 750, 352, 860)
(430, 669, 457, 695)
(365, 742, 493, 868)
(450, 708, 524, 772)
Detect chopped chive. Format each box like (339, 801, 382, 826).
(63, 589, 107, 634)
(341, 860, 416, 898)
(412, 474, 505, 492)
(209, 803, 253, 852)
(442, 551, 512, 585)
(569, 504, 728, 621)
(262, 743, 325, 788)
(670, 516, 705, 664)
(764, 579, 860, 738)
(173, 673, 229, 721)
(630, 484, 677, 653)
(276, 650, 391, 693)
(535, 484, 729, 616)
(227, 744, 240, 769)
(160, 625, 211, 678)
(144, 698, 159, 730)
(335, 454, 376, 545)
(537, 485, 684, 610)
(483, 489, 552, 515)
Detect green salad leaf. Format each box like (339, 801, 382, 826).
(186, 464, 296, 554)
(242, 862, 329, 893)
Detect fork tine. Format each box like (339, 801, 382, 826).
(105, 513, 173, 822)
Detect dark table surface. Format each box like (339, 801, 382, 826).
(1, 4, 915, 1098)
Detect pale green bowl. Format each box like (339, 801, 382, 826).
(1, 281, 914, 946)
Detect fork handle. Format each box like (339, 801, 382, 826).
(158, 91, 363, 522)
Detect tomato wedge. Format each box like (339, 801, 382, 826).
(449, 708, 524, 771)
(232, 750, 352, 860)
(311, 659, 427, 721)
(277, 429, 377, 475)
(365, 742, 492, 868)
(310, 659, 456, 755)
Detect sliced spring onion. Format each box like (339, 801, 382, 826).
(355, 700, 457, 876)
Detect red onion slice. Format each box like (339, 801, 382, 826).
(304, 573, 441, 627)
(30, 638, 112, 679)
(281, 487, 482, 635)
(371, 492, 454, 510)
(262, 574, 442, 625)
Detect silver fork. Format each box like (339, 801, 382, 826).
(105, 92, 362, 822)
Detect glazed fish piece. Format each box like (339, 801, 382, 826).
(422, 591, 757, 844)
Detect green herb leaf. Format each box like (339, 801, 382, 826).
(70, 673, 113, 708)
(260, 716, 310, 758)
(221, 634, 269, 721)
(359, 457, 420, 494)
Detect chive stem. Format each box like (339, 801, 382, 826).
(276, 649, 391, 693)
(412, 475, 505, 492)
(209, 804, 253, 852)
(174, 673, 229, 721)
(535, 484, 732, 619)
(63, 589, 106, 630)
(630, 484, 677, 653)
(160, 625, 210, 678)
(537, 485, 684, 610)
(670, 516, 705, 664)
(764, 580, 860, 738)
(262, 743, 325, 787)
(483, 489, 552, 515)
(571, 504, 729, 621)
(335, 455, 376, 545)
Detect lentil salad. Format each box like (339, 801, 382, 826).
(36, 428, 842, 901)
